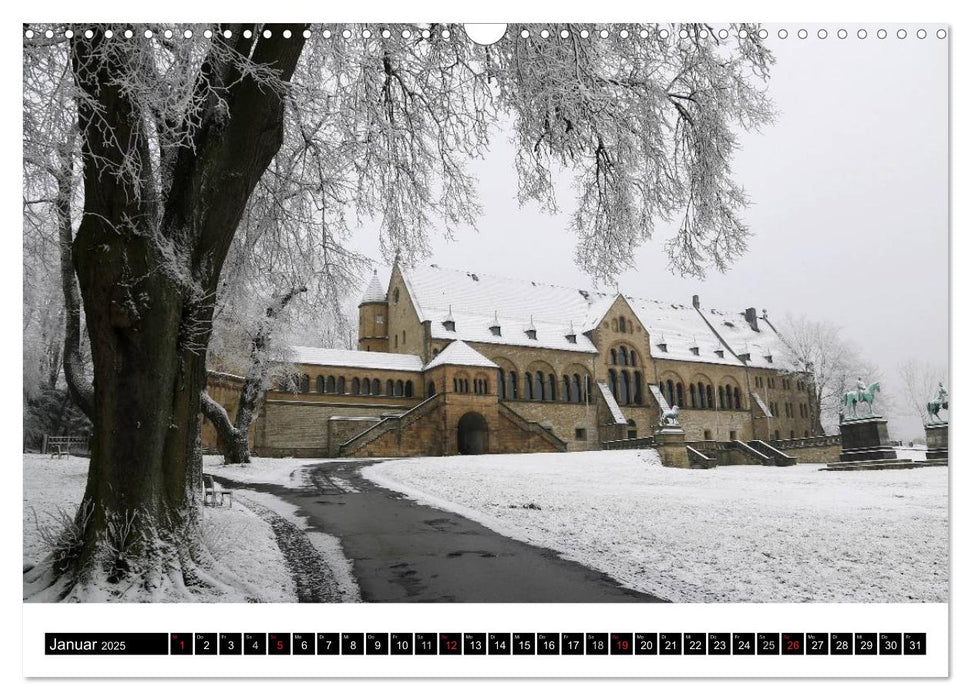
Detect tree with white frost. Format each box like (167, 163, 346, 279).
(776, 314, 879, 434)
(897, 358, 948, 428)
(23, 23, 774, 600)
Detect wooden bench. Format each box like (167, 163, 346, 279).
(203, 475, 233, 508)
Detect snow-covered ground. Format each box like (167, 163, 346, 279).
(203, 454, 326, 488)
(23, 454, 296, 602)
(363, 450, 948, 604)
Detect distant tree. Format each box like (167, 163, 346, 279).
(898, 358, 948, 426)
(777, 314, 879, 434)
(23, 23, 774, 599)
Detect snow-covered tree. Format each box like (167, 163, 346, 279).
(897, 358, 948, 427)
(23, 23, 774, 600)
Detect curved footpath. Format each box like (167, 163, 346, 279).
(216, 461, 665, 603)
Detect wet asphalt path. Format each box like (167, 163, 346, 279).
(217, 461, 664, 603)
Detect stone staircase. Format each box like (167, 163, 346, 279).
(339, 393, 444, 457)
(748, 440, 797, 466)
(686, 445, 717, 468)
(498, 402, 568, 452)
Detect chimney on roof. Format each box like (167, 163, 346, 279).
(692, 294, 700, 309)
(744, 307, 760, 332)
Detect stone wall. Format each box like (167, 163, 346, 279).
(675, 408, 753, 442)
(502, 399, 596, 450)
(255, 398, 417, 457)
(385, 266, 428, 358)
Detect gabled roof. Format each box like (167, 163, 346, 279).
(424, 340, 499, 371)
(360, 271, 387, 304)
(625, 297, 743, 367)
(288, 346, 423, 372)
(697, 308, 790, 370)
(400, 264, 602, 353)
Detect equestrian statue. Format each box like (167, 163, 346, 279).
(842, 377, 881, 420)
(926, 381, 949, 424)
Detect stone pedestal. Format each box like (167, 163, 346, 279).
(655, 426, 690, 468)
(838, 416, 897, 462)
(925, 422, 948, 461)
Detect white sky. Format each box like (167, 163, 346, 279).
(351, 26, 949, 440)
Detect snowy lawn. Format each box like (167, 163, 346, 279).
(23, 454, 296, 602)
(363, 450, 948, 604)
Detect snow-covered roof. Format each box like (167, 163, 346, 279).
(626, 297, 743, 367)
(597, 381, 628, 424)
(400, 264, 605, 353)
(697, 308, 790, 370)
(288, 346, 423, 372)
(360, 271, 387, 304)
(424, 340, 499, 370)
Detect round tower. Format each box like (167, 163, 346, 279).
(358, 271, 389, 352)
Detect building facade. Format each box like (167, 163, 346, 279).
(204, 263, 818, 458)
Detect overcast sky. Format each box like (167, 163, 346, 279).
(351, 26, 949, 439)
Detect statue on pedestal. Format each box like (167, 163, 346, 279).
(926, 382, 949, 424)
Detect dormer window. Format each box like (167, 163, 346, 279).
(690, 346, 700, 356)
(443, 319, 456, 332)
(715, 349, 724, 358)
(565, 333, 577, 344)
(765, 355, 773, 364)
(489, 311, 501, 337)
(526, 329, 537, 340)
(657, 342, 668, 353)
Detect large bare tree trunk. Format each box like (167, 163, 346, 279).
(62, 26, 306, 589)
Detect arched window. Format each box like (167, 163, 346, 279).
(326, 376, 336, 393)
(610, 349, 617, 365)
(718, 386, 726, 409)
(372, 378, 381, 395)
(405, 380, 414, 397)
(498, 369, 506, 399)
(524, 372, 533, 400)
(300, 374, 310, 393)
(676, 383, 685, 407)
(733, 387, 741, 410)
(395, 380, 404, 397)
(316, 375, 325, 393)
(619, 346, 628, 366)
(774, 430, 781, 441)
(619, 370, 630, 405)
(351, 378, 360, 395)
(630, 350, 637, 366)
(510, 371, 518, 399)
(362, 378, 371, 395)
(608, 369, 617, 399)
(690, 383, 698, 408)
(633, 371, 643, 404)
(535, 371, 545, 401)
(428, 381, 436, 396)
(547, 374, 556, 402)
(706, 385, 714, 409)
(393, 288, 400, 303)
(665, 380, 674, 406)
(563, 375, 572, 402)
(619, 316, 627, 332)
(386, 379, 394, 396)
(336, 377, 345, 394)
(572, 374, 582, 404)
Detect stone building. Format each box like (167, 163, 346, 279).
(205, 263, 819, 459)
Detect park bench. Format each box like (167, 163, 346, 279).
(49, 444, 66, 459)
(203, 475, 233, 508)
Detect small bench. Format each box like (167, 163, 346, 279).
(203, 475, 233, 508)
(49, 445, 66, 459)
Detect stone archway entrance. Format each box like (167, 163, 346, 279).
(457, 412, 489, 455)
